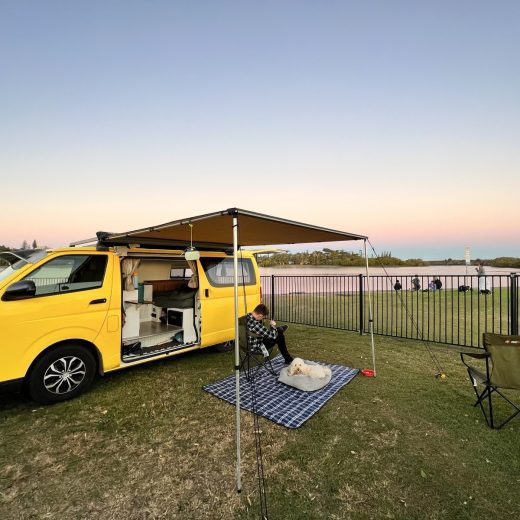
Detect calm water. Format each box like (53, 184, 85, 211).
(260, 265, 520, 277)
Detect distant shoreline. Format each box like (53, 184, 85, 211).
(260, 265, 520, 277)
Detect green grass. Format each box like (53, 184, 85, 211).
(1, 326, 519, 519)
(273, 288, 513, 348)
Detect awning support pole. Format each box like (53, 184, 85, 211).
(364, 239, 377, 376)
(233, 216, 242, 492)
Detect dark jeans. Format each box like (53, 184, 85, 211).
(263, 328, 293, 363)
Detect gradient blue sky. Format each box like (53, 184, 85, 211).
(2, 1, 519, 259)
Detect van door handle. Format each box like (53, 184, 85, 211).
(205, 289, 209, 298)
(90, 298, 107, 305)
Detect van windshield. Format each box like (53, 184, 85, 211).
(0, 249, 48, 282)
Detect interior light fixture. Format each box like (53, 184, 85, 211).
(184, 223, 200, 261)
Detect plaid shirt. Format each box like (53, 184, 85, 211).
(246, 313, 278, 352)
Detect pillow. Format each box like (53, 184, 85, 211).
(278, 360, 332, 392)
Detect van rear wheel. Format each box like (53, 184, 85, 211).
(28, 345, 96, 404)
(215, 340, 235, 353)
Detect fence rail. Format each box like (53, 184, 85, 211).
(260, 274, 520, 348)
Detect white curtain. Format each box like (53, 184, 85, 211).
(187, 260, 199, 288)
(122, 259, 141, 291)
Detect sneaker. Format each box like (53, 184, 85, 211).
(124, 341, 141, 355)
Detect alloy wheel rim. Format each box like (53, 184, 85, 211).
(43, 356, 86, 394)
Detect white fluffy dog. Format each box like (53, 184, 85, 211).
(287, 357, 331, 379)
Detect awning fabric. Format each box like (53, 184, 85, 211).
(95, 208, 367, 249)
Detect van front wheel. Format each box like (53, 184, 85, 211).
(28, 345, 96, 404)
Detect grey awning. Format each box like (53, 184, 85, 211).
(88, 208, 366, 249)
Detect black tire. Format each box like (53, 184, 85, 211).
(28, 345, 96, 404)
(214, 340, 235, 353)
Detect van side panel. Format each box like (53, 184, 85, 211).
(92, 254, 122, 371)
(198, 257, 261, 347)
(0, 252, 114, 381)
(0, 247, 263, 388)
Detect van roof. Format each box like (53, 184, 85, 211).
(50, 246, 255, 258)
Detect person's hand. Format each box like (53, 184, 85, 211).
(270, 320, 276, 327)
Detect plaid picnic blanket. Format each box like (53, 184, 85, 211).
(203, 355, 359, 428)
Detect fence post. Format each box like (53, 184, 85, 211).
(359, 274, 364, 335)
(510, 273, 518, 335)
(271, 275, 275, 319)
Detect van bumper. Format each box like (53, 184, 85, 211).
(0, 378, 24, 394)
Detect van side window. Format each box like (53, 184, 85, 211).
(200, 258, 256, 287)
(22, 255, 108, 296)
(170, 267, 193, 279)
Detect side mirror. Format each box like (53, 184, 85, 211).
(2, 280, 37, 301)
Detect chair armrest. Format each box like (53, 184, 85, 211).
(461, 351, 489, 360)
(460, 351, 490, 382)
(460, 351, 489, 368)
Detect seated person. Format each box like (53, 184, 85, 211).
(393, 279, 402, 291)
(434, 277, 442, 290)
(411, 276, 421, 291)
(428, 280, 436, 291)
(246, 304, 294, 365)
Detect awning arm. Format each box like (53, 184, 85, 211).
(233, 215, 242, 493)
(364, 239, 377, 376)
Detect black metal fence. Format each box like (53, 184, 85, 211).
(261, 274, 520, 348)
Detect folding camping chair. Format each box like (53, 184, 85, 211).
(238, 315, 277, 381)
(460, 333, 520, 429)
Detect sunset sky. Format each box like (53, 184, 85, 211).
(2, 1, 519, 260)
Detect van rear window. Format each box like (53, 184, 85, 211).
(200, 258, 256, 287)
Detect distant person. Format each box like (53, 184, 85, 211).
(434, 277, 442, 290)
(393, 279, 402, 291)
(411, 275, 421, 291)
(476, 263, 488, 293)
(428, 280, 436, 291)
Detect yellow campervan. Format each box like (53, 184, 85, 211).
(0, 245, 261, 404)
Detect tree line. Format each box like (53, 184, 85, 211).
(257, 249, 520, 268)
(1, 243, 519, 268)
(0, 240, 39, 252)
(258, 249, 427, 267)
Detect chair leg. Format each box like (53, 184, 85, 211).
(240, 352, 264, 382)
(239, 352, 254, 382)
(492, 389, 520, 429)
(246, 355, 257, 382)
(467, 370, 520, 429)
(468, 369, 494, 428)
(262, 357, 277, 376)
(240, 351, 278, 381)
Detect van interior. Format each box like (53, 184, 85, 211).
(121, 256, 200, 363)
